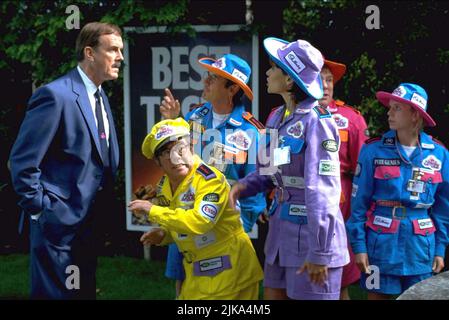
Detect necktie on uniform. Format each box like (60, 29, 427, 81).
(94, 89, 110, 169)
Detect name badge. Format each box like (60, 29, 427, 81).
(373, 216, 393, 228)
(407, 179, 426, 193)
(194, 231, 216, 248)
(289, 204, 307, 217)
(273, 146, 291, 166)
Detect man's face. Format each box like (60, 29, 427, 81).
(201, 72, 234, 103)
(318, 67, 334, 107)
(156, 139, 193, 180)
(91, 33, 124, 83)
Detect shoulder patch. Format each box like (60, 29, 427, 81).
(242, 111, 265, 132)
(432, 137, 448, 150)
(197, 164, 217, 181)
(313, 106, 332, 119)
(189, 102, 205, 112)
(365, 136, 381, 144)
(335, 100, 346, 107)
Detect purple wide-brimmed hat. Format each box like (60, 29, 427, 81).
(263, 37, 324, 99)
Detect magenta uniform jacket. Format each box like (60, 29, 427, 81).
(239, 97, 349, 268)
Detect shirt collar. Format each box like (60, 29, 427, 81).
(77, 65, 102, 97)
(294, 97, 317, 114)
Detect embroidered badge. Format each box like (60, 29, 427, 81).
(332, 114, 349, 129)
(383, 137, 395, 146)
(322, 139, 338, 152)
(199, 201, 219, 221)
(373, 216, 393, 228)
(411, 93, 427, 109)
(318, 160, 339, 176)
(286, 120, 304, 138)
(226, 130, 251, 150)
(197, 164, 217, 180)
(231, 68, 248, 82)
(351, 183, 358, 197)
(212, 58, 226, 69)
(155, 125, 173, 140)
(374, 158, 401, 166)
(313, 106, 332, 119)
(203, 193, 220, 202)
(417, 218, 433, 230)
(392, 86, 407, 98)
(229, 118, 242, 126)
(180, 188, 195, 202)
(422, 155, 442, 171)
(355, 163, 362, 177)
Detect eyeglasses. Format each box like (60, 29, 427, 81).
(158, 141, 190, 160)
(203, 72, 221, 83)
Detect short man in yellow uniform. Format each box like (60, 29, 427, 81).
(128, 118, 263, 300)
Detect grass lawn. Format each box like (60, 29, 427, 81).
(0, 254, 367, 300)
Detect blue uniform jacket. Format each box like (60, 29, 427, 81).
(347, 130, 449, 275)
(185, 102, 266, 232)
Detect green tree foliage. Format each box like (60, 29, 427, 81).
(0, 0, 191, 203)
(283, 0, 449, 138)
(0, 0, 191, 86)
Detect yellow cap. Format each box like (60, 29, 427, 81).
(141, 118, 190, 159)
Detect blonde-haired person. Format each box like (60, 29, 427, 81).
(347, 83, 449, 299)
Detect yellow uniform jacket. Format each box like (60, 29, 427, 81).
(148, 155, 263, 299)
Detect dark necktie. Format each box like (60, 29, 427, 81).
(94, 89, 110, 169)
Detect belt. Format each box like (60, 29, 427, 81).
(374, 200, 429, 220)
(181, 228, 244, 264)
(271, 175, 305, 189)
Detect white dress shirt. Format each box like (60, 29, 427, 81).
(77, 65, 110, 146)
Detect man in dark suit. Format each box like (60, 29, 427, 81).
(9, 22, 123, 299)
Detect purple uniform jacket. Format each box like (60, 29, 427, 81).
(239, 97, 349, 268)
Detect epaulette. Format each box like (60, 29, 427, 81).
(313, 105, 332, 118)
(335, 100, 346, 107)
(432, 137, 448, 150)
(365, 136, 381, 144)
(189, 102, 205, 112)
(336, 100, 361, 115)
(197, 164, 217, 181)
(156, 176, 166, 194)
(242, 111, 265, 132)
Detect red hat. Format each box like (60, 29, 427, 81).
(323, 59, 347, 84)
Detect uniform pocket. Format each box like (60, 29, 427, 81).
(279, 203, 307, 225)
(282, 136, 304, 154)
(411, 218, 436, 262)
(420, 171, 442, 203)
(366, 214, 400, 261)
(374, 166, 401, 179)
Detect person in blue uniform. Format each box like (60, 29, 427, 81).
(158, 53, 266, 297)
(347, 83, 449, 299)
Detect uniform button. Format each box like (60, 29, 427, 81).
(384, 174, 390, 178)
(377, 228, 382, 233)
